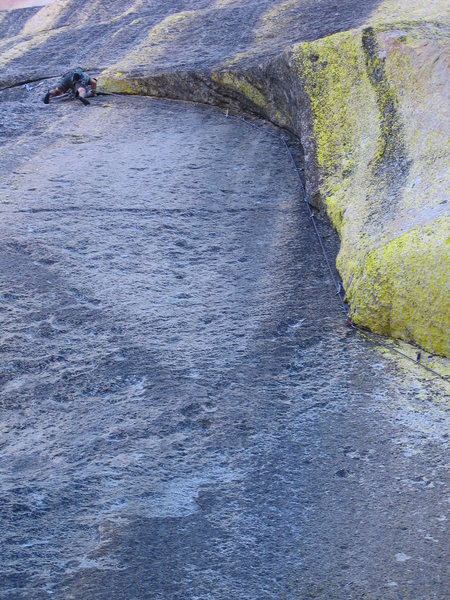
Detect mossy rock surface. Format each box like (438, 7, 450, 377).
(288, 23, 449, 356)
(1, 0, 448, 355)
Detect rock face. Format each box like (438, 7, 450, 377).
(1, 0, 448, 355)
(289, 24, 449, 356)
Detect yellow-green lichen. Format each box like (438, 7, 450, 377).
(290, 24, 448, 356)
(97, 75, 142, 95)
(221, 50, 260, 69)
(211, 72, 269, 111)
(347, 218, 449, 355)
(293, 33, 365, 174)
(290, 31, 380, 231)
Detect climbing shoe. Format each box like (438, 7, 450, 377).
(78, 96, 90, 106)
(43, 91, 50, 104)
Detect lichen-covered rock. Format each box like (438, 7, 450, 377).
(197, 19, 450, 356)
(1, 0, 448, 355)
(288, 23, 449, 356)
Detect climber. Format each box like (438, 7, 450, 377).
(43, 67, 97, 106)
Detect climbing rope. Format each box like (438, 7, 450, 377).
(281, 136, 347, 311)
(236, 114, 448, 383)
